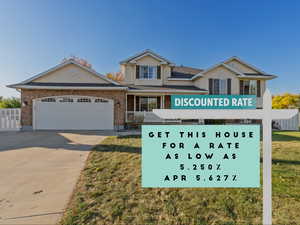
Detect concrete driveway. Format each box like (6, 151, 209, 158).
(0, 131, 112, 225)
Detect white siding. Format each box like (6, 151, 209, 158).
(225, 59, 258, 73)
(194, 66, 239, 94)
(34, 64, 110, 84)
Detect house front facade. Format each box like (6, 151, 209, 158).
(8, 50, 277, 130)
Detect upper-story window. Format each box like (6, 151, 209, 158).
(139, 66, 157, 79)
(240, 80, 261, 97)
(209, 78, 231, 95)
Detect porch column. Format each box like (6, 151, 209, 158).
(134, 95, 136, 112)
(164, 95, 171, 109)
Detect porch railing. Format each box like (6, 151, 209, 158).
(126, 111, 165, 123)
(256, 97, 263, 108)
(125, 111, 205, 124)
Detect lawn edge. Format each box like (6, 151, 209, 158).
(58, 136, 110, 225)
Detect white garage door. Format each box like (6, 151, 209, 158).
(33, 96, 114, 130)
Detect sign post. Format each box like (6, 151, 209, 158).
(151, 89, 298, 225)
(263, 90, 272, 225)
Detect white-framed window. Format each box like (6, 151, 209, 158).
(139, 97, 158, 111)
(95, 98, 108, 103)
(59, 97, 74, 103)
(77, 98, 92, 103)
(211, 79, 228, 95)
(242, 80, 257, 95)
(139, 66, 157, 80)
(41, 97, 56, 102)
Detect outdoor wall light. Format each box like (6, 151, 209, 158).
(22, 100, 28, 107)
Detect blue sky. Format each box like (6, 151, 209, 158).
(0, 0, 299, 97)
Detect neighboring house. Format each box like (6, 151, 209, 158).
(7, 49, 277, 130)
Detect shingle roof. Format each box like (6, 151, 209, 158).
(127, 85, 207, 92)
(25, 82, 124, 87)
(170, 66, 203, 79)
(243, 73, 275, 77)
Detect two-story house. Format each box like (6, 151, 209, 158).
(8, 49, 276, 130)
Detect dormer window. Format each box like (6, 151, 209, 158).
(139, 65, 157, 79)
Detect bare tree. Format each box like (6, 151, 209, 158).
(62, 56, 92, 68)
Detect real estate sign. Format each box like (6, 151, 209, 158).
(144, 91, 298, 225)
(142, 125, 260, 188)
(143, 95, 259, 187)
(171, 95, 256, 109)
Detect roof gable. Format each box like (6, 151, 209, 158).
(120, 49, 173, 65)
(20, 60, 119, 85)
(191, 56, 277, 80)
(135, 55, 162, 65)
(192, 63, 243, 80)
(170, 66, 203, 79)
(223, 56, 266, 74)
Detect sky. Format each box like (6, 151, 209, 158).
(0, 0, 299, 97)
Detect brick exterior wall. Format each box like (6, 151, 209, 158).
(127, 95, 134, 111)
(21, 89, 126, 128)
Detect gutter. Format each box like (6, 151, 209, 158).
(237, 75, 277, 80)
(6, 84, 128, 90)
(128, 89, 208, 93)
(167, 78, 192, 81)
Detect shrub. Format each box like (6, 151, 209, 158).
(0, 97, 21, 108)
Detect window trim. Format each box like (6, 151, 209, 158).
(138, 96, 158, 112)
(210, 78, 228, 95)
(138, 65, 157, 80)
(241, 80, 258, 96)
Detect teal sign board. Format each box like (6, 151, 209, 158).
(171, 95, 256, 109)
(142, 125, 260, 188)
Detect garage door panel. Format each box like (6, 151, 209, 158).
(34, 96, 114, 130)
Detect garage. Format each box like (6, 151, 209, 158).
(33, 96, 114, 130)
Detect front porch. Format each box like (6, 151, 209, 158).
(125, 94, 263, 124)
(125, 94, 177, 123)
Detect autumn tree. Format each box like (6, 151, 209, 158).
(272, 93, 300, 109)
(106, 72, 124, 82)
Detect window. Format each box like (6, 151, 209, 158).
(139, 97, 158, 111)
(241, 80, 257, 95)
(139, 66, 157, 79)
(95, 98, 108, 103)
(210, 79, 228, 94)
(77, 98, 91, 103)
(41, 97, 56, 102)
(59, 97, 74, 103)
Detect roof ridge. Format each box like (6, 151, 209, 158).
(120, 49, 173, 64)
(173, 65, 203, 71)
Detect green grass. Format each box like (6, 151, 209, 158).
(61, 132, 300, 225)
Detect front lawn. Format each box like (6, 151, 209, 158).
(61, 131, 300, 225)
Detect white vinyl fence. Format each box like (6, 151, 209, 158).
(0, 108, 21, 131)
(273, 113, 299, 131)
